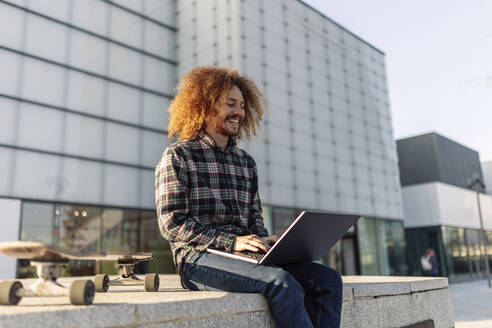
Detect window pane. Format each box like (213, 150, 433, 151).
(13, 150, 61, 199)
(0, 148, 14, 195)
(465, 229, 485, 274)
(356, 217, 391, 275)
(67, 71, 105, 116)
(110, 5, 142, 48)
(143, 56, 175, 94)
(17, 202, 56, 277)
(107, 83, 140, 124)
(22, 58, 65, 106)
(101, 208, 139, 250)
(0, 49, 21, 96)
(26, 0, 70, 22)
(441, 226, 469, 276)
(108, 44, 141, 86)
(56, 204, 101, 251)
(105, 123, 139, 164)
(25, 14, 68, 63)
(59, 157, 103, 204)
(142, 92, 169, 130)
(272, 207, 299, 236)
(103, 164, 139, 207)
(142, 130, 167, 167)
(56, 204, 101, 276)
(140, 210, 175, 273)
(0, 3, 24, 49)
(64, 113, 104, 158)
(69, 30, 106, 74)
(19, 202, 54, 244)
(0, 97, 17, 144)
(143, 20, 175, 60)
(17, 103, 64, 152)
(72, 0, 108, 36)
(112, 0, 143, 14)
(383, 220, 407, 275)
(144, 0, 176, 26)
(139, 169, 155, 209)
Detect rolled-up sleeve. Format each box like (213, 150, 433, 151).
(155, 146, 236, 251)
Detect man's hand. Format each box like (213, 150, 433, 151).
(233, 234, 269, 253)
(261, 235, 279, 247)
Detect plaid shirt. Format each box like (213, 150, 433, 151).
(155, 131, 269, 272)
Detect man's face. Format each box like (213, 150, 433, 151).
(206, 85, 245, 137)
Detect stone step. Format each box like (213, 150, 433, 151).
(0, 275, 454, 328)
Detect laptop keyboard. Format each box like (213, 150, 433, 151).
(241, 251, 265, 260)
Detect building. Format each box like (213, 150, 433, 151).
(0, 0, 177, 278)
(0, 0, 405, 278)
(482, 161, 492, 195)
(397, 132, 492, 282)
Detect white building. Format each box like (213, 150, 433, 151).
(0, 0, 404, 278)
(397, 133, 492, 282)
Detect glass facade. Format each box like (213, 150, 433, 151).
(17, 201, 174, 278)
(357, 217, 406, 276)
(406, 225, 492, 281)
(405, 226, 444, 276)
(270, 206, 405, 276)
(441, 226, 468, 276)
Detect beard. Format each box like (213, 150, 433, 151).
(216, 122, 240, 136)
(214, 115, 242, 137)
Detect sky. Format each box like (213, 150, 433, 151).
(305, 0, 492, 161)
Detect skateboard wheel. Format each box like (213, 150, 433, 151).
(144, 273, 159, 292)
(94, 274, 109, 292)
(69, 280, 95, 305)
(0, 280, 23, 305)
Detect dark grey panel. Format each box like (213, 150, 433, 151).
(434, 134, 484, 191)
(397, 132, 485, 192)
(396, 133, 440, 186)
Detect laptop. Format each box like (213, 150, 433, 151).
(207, 211, 360, 265)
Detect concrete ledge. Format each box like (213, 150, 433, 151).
(0, 275, 454, 328)
(342, 276, 454, 328)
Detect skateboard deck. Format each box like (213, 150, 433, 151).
(0, 241, 152, 262)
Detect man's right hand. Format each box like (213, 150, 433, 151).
(233, 234, 269, 253)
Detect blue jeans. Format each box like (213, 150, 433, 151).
(180, 252, 342, 328)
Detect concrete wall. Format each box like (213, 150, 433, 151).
(0, 197, 21, 279)
(402, 181, 492, 229)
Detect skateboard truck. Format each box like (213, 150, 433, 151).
(93, 256, 159, 293)
(0, 259, 95, 306)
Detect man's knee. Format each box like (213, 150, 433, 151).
(306, 264, 342, 297)
(322, 266, 342, 287)
(267, 267, 304, 299)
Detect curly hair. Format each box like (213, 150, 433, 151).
(167, 66, 265, 141)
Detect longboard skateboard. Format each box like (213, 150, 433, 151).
(0, 241, 159, 306)
(90, 250, 159, 294)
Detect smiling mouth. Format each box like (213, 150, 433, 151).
(227, 119, 240, 124)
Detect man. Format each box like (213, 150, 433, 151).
(421, 248, 439, 276)
(155, 66, 342, 328)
